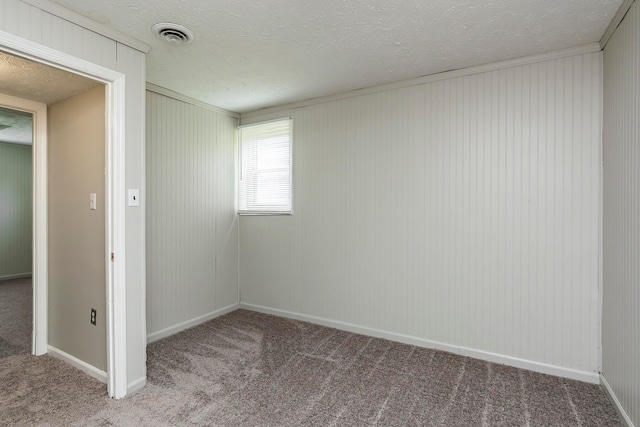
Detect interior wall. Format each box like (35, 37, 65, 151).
(602, 1, 640, 425)
(146, 90, 239, 341)
(0, 141, 32, 280)
(48, 85, 106, 372)
(239, 51, 603, 381)
(0, 0, 147, 394)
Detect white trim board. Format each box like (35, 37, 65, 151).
(20, 0, 149, 53)
(0, 273, 32, 281)
(239, 303, 600, 385)
(146, 83, 240, 119)
(127, 376, 147, 396)
(601, 374, 635, 427)
(146, 304, 240, 344)
(48, 345, 108, 384)
(241, 43, 601, 119)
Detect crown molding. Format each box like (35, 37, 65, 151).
(241, 43, 602, 119)
(146, 83, 240, 119)
(600, 0, 635, 49)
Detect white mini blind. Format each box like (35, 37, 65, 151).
(239, 118, 292, 214)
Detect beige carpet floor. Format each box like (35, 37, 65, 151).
(0, 277, 32, 358)
(0, 309, 623, 426)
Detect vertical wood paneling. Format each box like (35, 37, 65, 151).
(603, 1, 640, 425)
(40, 13, 116, 69)
(117, 43, 147, 382)
(240, 52, 602, 380)
(0, 142, 32, 279)
(146, 91, 238, 337)
(0, 1, 117, 69)
(0, 0, 20, 36)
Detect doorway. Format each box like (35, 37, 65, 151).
(0, 93, 47, 357)
(0, 40, 128, 397)
(0, 58, 106, 376)
(0, 106, 34, 358)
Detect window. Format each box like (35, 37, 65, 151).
(238, 118, 292, 214)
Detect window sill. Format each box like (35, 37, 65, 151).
(238, 211, 292, 216)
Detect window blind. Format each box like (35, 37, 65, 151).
(239, 118, 292, 214)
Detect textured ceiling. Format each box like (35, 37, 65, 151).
(0, 106, 32, 145)
(0, 51, 101, 145)
(50, 0, 622, 113)
(0, 51, 100, 105)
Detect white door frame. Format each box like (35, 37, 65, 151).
(0, 93, 47, 355)
(0, 30, 128, 398)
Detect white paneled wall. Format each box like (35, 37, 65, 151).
(240, 52, 602, 381)
(602, 1, 640, 425)
(0, 142, 32, 279)
(0, 1, 116, 68)
(146, 90, 239, 341)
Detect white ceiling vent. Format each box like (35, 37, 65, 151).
(152, 23, 194, 45)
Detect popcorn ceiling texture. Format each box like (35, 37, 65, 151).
(0, 310, 623, 426)
(50, 0, 622, 112)
(0, 51, 100, 106)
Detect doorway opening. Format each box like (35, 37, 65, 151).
(0, 56, 107, 375)
(0, 106, 34, 358)
(0, 33, 129, 398)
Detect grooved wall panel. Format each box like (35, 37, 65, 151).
(0, 0, 117, 69)
(602, 1, 640, 425)
(0, 142, 32, 279)
(146, 91, 238, 337)
(240, 52, 602, 380)
(40, 13, 116, 69)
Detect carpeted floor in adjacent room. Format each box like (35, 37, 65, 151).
(0, 277, 32, 358)
(0, 309, 623, 426)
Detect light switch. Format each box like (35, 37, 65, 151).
(128, 189, 140, 207)
(89, 193, 97, 210)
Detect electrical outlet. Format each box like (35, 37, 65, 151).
(91, 308, 97, 325)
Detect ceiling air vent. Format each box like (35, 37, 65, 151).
(152, 23, 194, 45)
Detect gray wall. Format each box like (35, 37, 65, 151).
(48, 86, 106, 372)
(0, 141, 32, 280)
(239, 50, 603, 382)
(602, 1, 640, 425)
(146, 90, 239, 341)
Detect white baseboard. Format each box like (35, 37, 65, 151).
(239, 303, 600, 384)
(146, 303, 240, 344)
(601, 373, 635, 427)
(47, 345, 107, 384)
(0, 273, 32, 281)
(127, 376, 147, 396)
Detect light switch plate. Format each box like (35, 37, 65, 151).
(128, 189, 140, 207)
(90, 193, 97, 210)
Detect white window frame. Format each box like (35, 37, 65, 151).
(238, 117, 293, 215)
